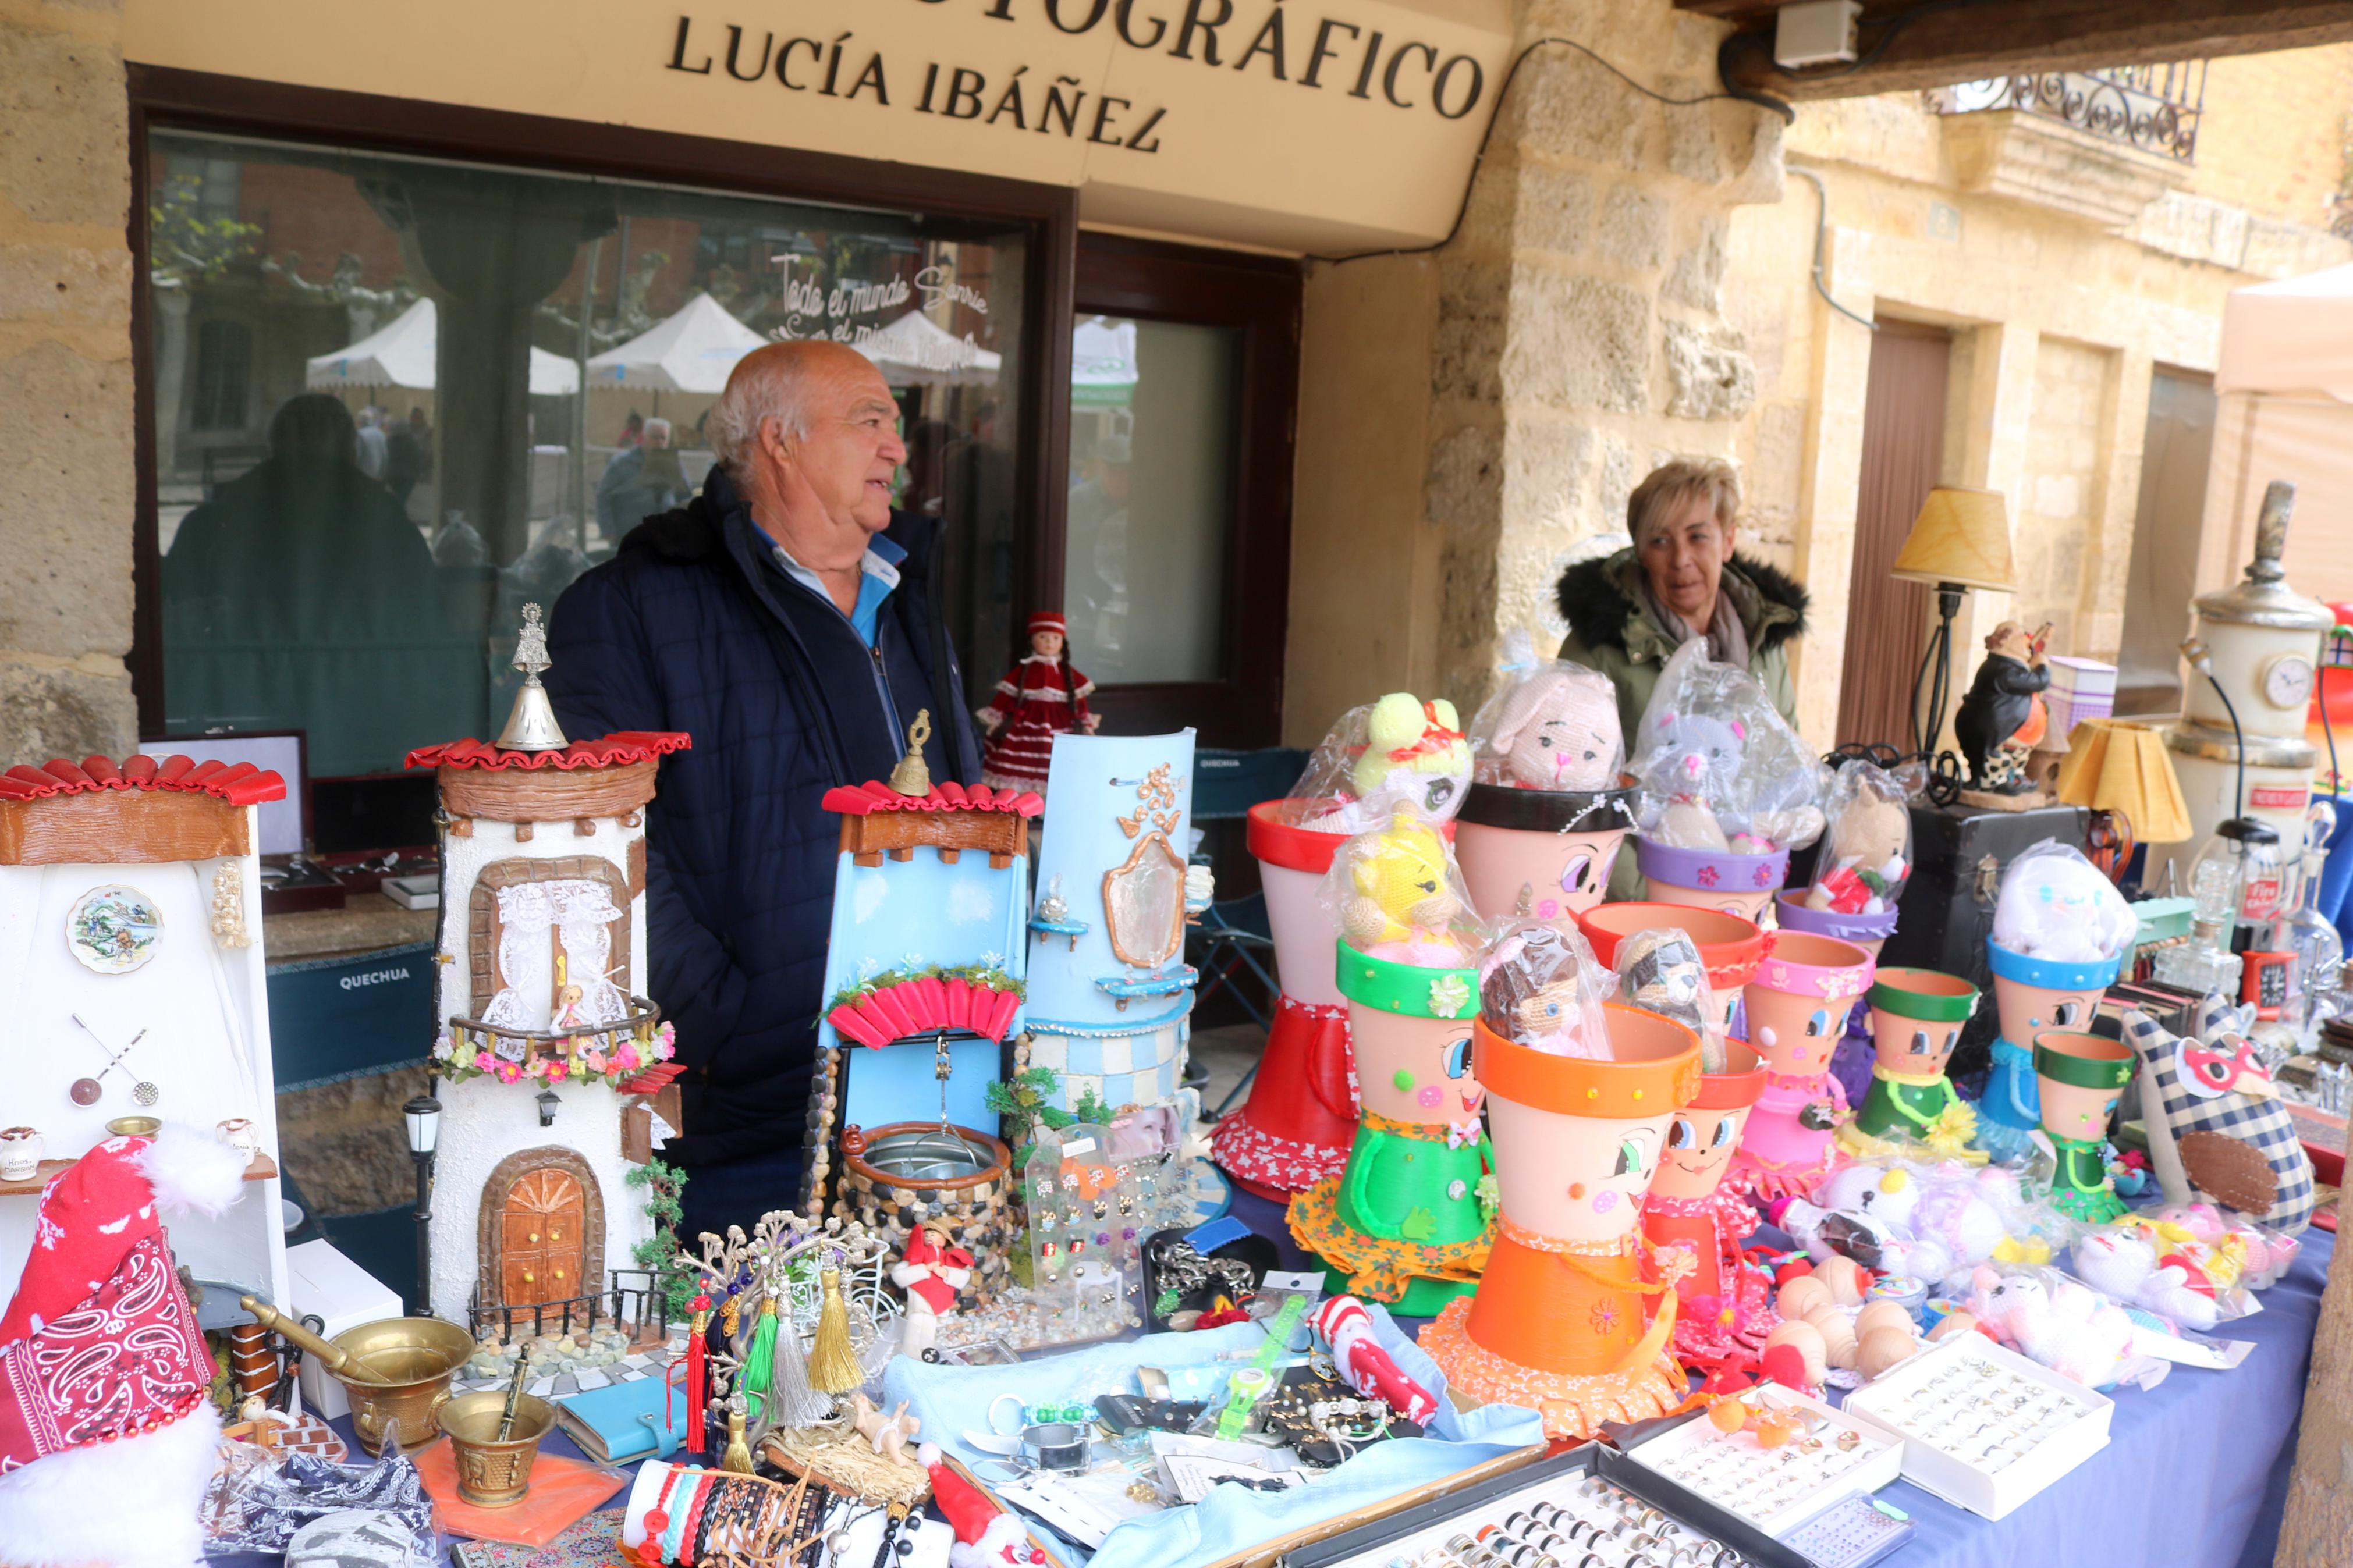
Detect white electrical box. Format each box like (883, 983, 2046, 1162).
(286, 1238, 406, 1419)
(1776, 0, 1864, 67)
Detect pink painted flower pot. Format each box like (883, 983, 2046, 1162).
(1733, 932, 1873, 1197)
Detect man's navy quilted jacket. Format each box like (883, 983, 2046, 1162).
(545, 463, 982, 1167)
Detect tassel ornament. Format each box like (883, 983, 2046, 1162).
(807, 1267, 862, 1395)
(684, 1299, 712, 1455)
(741, 1296, 779, 1422)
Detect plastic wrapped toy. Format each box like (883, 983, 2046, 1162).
(1610, 927, 1723, 1073)
(1478, 919, 1612, 1059)
(1805, 760, 1921, 917)
(1468, 634, 1624, 792)
(1296, 694, 1473, 835)
(1630, 641, 1829, 855)
(1989, 840, 2138, 965)
(2071, 1227, 2224, 1332)
(1321, 806, 1482, 966)
(1965, 1263, 2142, 1389)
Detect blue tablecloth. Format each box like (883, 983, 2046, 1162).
(229, 1193, 2330, 1568)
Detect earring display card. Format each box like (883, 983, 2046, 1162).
(1777, 1495, 1915, 1568)
(1624, 1386, 1904, 1537)
(1841, 1331, 2113, 1520)
(1022, 1124, 1143, 1347)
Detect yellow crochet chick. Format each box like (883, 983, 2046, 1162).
(1350, 692, 1473, 822)
(1341, 815, 1469, 966)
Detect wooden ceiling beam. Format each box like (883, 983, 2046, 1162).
(1705, 0, 2353, 100)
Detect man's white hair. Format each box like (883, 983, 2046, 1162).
(642, 416, 672, 442)
(705, 345, 814, 479)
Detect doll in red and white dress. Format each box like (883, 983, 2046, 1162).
(978, 611, 1099, 792)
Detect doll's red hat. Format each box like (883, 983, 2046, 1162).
(1027, 611, 1067, 637)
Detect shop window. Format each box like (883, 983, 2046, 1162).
(2117, 368, 2216, 715)
(1064, 236, 1299, 748)
(140, 127, 1030, 783)
(189, 317, 251, 432)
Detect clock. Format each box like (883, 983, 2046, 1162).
(2259, 653, 2315, 710)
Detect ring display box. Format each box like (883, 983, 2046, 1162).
(1624, 1386, 1904, 1537)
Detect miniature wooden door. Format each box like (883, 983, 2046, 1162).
(499, 1167, 587, 1304)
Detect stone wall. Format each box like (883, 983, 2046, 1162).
(0, 0, 137, 762)
(2185, 42, 2353, 229)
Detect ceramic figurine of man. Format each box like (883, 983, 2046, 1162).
(1954, 621, 2051, 792)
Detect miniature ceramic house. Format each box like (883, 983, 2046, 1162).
(807, 758, 1039, 1295)
(1017, 733, 1211, 1226)
(0, 755, 289, 1315)
(410, 698, 690, 1327)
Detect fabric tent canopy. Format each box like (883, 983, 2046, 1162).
(584, 291, 767, 394)
(1072, 315, 1138, 407)
(306, 297, 580, 396)
(2201, 261, 2353, 608)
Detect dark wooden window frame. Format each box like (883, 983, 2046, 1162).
(123, 63, 1079, 740)
(1069, 232, 1300, 751)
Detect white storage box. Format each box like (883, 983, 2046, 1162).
(285, 1238, 406, 1420)
(2047, 656, 2118, 737)
(1841, 1331, 2112, 1520)
(1626, 1384, 1904, 1537)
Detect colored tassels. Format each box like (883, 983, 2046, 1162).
(807, 1267, 862, 1394)
(741, 1296, 779, 1421)
(684, 1296, 711, 1455)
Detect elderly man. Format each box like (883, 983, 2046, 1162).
(594, 414, 687, 547)
(547, 340, 981, 1242)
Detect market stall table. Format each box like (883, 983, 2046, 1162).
(208, 1190, 2328, 1568)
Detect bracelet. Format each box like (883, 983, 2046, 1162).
(644, 1465, 687, 1560)
(676, 1472, 716, 1565)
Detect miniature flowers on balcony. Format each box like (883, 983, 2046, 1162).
(438, 1001, 674, 1090)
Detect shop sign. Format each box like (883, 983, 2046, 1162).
(665, 2, 1489, 156)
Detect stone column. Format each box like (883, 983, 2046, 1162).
(2276, 1228, 2353, 1565)
(0, 0, 137, 760)
(1422, 0, 1784, 716)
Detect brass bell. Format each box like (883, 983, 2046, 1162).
(888, 709, 934, 797)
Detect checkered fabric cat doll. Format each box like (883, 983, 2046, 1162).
(2120, 997, 2315, 1236)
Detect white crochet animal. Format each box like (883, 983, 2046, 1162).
(1968, 1267, 2134, 1386)
(2071, 1231, 2220, 1332)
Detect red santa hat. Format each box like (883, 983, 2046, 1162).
(927, 1462, 1046, 1567)
(0, 1125, 250, 1568)
(1026, 611, 1067, 639)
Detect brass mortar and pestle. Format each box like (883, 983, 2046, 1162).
(242, 1297, 475, 1456)
(436, 1353, 556, 1507)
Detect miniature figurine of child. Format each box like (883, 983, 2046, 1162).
(978, 611, 1099, 793)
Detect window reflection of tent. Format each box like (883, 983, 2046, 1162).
(306, 297, 580, 394)
(851, 310, 1002, 387)
(1072, 315, 1138, 408)
(585, 291, 768, 394)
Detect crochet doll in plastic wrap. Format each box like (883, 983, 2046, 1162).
(978, 611, 1098, 793)
(1305, 692, 1474, 835)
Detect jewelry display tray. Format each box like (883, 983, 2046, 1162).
(1624, 1388, 1905, 1537)
(1841, 1332, 2113, 1521)
(1283, 1443, 1816, 1568)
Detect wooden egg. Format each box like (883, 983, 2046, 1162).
(1761, 1319, 1829, 1387)
(1805, 1304, 1859, 1370)
(1855, 1301, 1914, 1339)
(1815, 1255, 1867, 1306)
(1776, 1275, 1832, 1321)
(1858, 1325, 1919, 1379)
(1928, 1311, 1981, 1343)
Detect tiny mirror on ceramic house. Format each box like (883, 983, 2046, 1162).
(1103, 834, 1186, 968)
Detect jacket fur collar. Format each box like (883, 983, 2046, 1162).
(1554, 547, 1809, 664)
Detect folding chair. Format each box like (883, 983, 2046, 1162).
(1186, 747, 1309, 1115)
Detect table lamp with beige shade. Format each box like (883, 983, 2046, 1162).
(2056, 718, 2194, 887)
(1891, 486, 2018, 760)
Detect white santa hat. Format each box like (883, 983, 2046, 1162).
(0, 1124, 251, 1568)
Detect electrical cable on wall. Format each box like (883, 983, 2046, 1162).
(1313, 35, 1791, 267)
(1786, 165, 1876, 332)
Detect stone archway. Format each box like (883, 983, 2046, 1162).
(476, 1146, 605, 1311)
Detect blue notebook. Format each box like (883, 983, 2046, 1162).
(552, 1375, 689, 1465)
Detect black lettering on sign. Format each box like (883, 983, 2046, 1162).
(989, 66, 1030, 126)
(1232, 3, 1286, 79)
(945, 66, 987, 118)
(1170, 0, 1231, 64)
(917, 60, 941, 111)
(1383, 40, 1436, 109)
(1432, 54, 1483, 120)
(1088, 93, 1131, 143)
(985, 0, 1016, 16)
(1045, 0, 1109, 32)
(1040, 74, 1085, 135)
(723, 26, 772, 81)
(668, 15, 714, 74)
(1124, 104, 1166, 152)
(1349, 28, 1382, 99)
(776, 37, 821, 90)
(848, 52, 890, 104)
(821, 32, 852, 95)
(1299, 16, 1355, 88)
(1115, 0, 1166, 49)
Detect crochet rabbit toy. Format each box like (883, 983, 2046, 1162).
(1486, 667, 1622, 792)
(1967, 1266, 2134, 1387)
(1340, 815, 1470, 966)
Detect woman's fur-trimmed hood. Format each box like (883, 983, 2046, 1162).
(1555, 549, 1809, 662)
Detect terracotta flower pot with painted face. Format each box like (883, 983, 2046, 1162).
(1454, 775, 1639, 924)
(2032, 1030, 2136, 1224)
(1284, 941, 1493, 1316)
(1421, 1005, 1702, 1440)
(1839, 968, 1982, 1162)
(1971, 941, 2121, 1165)
(1212, 800, 1358, 1198)
(1577, 902, 1766, 1058)
(1729, 931, 1874, 1201)
(1634, 835, 1789, 923)
(1642, 1041, 1779, 1368)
